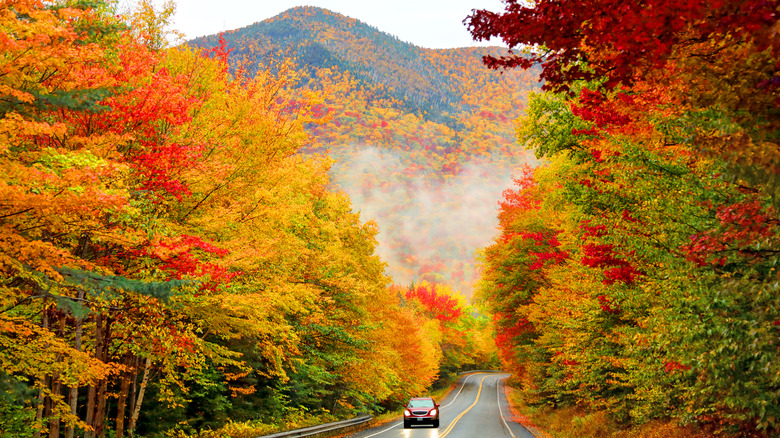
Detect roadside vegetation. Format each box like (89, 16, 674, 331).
(469, 0, 780, 436)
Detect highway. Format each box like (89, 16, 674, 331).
(346, 373, 536, 438)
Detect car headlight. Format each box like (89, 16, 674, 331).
(404, 409, 411, 417)
(429, 409, 437, 416)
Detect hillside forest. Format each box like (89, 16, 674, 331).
(1, 0, 779, 438)
(188, 6, 542, 295)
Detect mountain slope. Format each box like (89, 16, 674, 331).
(187, 7, 542, 294)
(189, 6, 536, 119)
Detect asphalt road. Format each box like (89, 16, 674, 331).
(346, 373, 536, 438)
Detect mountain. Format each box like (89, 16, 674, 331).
(189, 6, 536, 118)
(187, 6, 542, 294)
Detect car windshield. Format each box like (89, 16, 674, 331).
(409, 399, 435, 408)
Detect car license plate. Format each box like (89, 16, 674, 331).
(417, 418, 423, 421)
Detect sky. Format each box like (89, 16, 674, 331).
(168, 0, 507, 49)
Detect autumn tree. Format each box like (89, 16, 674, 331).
(467, 0, 780, 206)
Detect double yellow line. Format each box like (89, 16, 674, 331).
(439, 375, 489, 438)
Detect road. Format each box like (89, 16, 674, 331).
(346, 372, 536, 438)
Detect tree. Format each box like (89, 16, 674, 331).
(466, 0, 780, 208)
(475, 77, 780, 434)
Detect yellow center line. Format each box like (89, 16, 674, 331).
(439, 375, 489, 438)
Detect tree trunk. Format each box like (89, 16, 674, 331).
(115, 355, 132, 438)
(65, 383, 78, 438)
(128, 357, 151, 438)
(65, 289, 85, 438)
(34, 307, 50, 438)
(34, 378, 47, 438)
(128, 356, 138, 425)
(95, 378, 108, 438)
(84, 314, 103, 438)
(48, 375, 61, 438)
(93, 317, 112, 438)
(49, 314, 66, 438)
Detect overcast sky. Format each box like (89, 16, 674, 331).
(168, 0, 507, 49)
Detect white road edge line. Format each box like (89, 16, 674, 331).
(360, 373, 477, 437)
(496, 376, 516, 438)
(442, 373, 475, 408)
(361, 422, 400, 438)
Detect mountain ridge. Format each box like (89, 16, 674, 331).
(187, 6, 526, 118)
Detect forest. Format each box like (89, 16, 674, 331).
(1, 0, 778, 437)
(469, 0, 780, 436)
(189, 6, 543, 295)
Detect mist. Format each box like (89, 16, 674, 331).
(331, 146, 530, 296)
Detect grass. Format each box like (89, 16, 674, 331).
(503, 385, 715, 438)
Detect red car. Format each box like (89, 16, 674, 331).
(403, 396, 439, 428)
